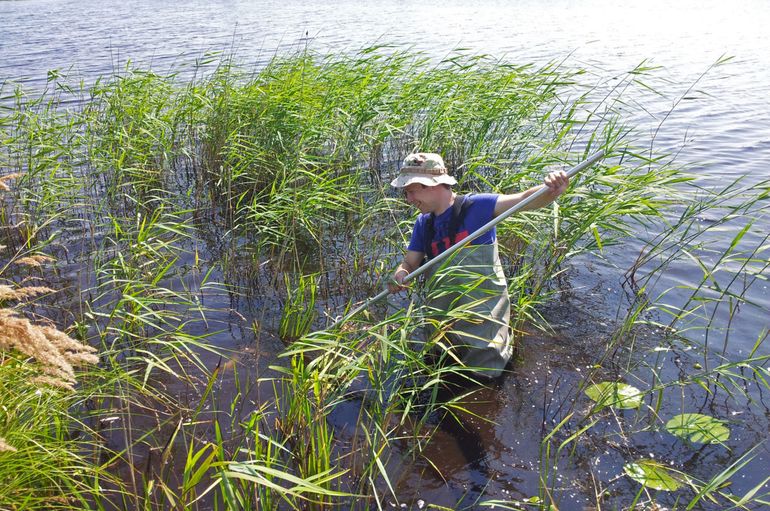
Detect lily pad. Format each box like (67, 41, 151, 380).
(665, 413, 730, 444)
(584, 382, 643, 409)
(623, 459, 682, 491)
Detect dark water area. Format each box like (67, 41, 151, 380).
(2, 0, 770, 508)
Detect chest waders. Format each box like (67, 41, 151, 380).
(332, 149, 606, 342)
(421, 196, 512, 378)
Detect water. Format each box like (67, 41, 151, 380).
(2, 0, 770, 508)
(3, 0, 768, 351)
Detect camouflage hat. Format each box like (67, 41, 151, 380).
(390, 152, 457, 188)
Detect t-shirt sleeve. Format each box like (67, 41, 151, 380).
(460, 193, 499, 245)
(407, 214, 427, 253)
(469, 193, 499, 224)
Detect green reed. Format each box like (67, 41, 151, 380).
(0, 82, 84, 251)
(279, 272, 319, 343)
(2, 47, 769, 510)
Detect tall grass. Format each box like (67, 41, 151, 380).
(1, 47, 768, 509)
(0, 175, 108, 509)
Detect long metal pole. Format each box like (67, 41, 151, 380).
(331, 149, 606, 328)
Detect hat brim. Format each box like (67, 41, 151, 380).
(390, 173, 457, 188)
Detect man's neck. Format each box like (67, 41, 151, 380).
(432, 189, 456, 216)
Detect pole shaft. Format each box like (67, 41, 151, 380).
(332, 149, 605, 327)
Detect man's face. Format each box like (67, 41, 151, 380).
(403, 183, 434, 213)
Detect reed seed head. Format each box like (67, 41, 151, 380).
(14, 254, 56, 268)
(0, 285, 55, 302)
(0, 437, 17, 452)
(0, 309, 98, 390)
(0, 173, 22, 192)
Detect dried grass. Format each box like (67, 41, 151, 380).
(0, 309, 98, 390)
(0, 437, 17, 452)
(14, 255, 56, 268)
(0, 172, 22, 192)
(0, 285, 55, 302)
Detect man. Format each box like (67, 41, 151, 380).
(388, 152, 569, 379)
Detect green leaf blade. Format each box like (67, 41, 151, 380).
(624, 459, 682, 491)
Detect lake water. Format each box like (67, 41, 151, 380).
(3, 0, 768, 354)
(2, 0, 769, 508)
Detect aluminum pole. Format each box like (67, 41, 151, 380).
(331, 149, 606, 328)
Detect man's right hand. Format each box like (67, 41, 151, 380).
(388, 251, 423, 294)
(388, 267, 409, 294)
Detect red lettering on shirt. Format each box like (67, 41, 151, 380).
(430, 230, 471, 256)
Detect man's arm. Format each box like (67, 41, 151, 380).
(388, 249, 424, 293)
(493, 170, 569, 217)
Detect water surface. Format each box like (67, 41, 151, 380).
(2, 0, 769, 508)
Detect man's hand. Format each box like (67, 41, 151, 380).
(494, 170, 571, 217)
(544, 169, 569, 196)
(387, 267, 410, 294)
(388, 252, 423, 294)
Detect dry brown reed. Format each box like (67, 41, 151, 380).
(0, 285, 55, 301)
(0, 173, 22, 192)
(0, 437, 17, 452)
(0, 309, 98, 390)
(14, 255, 56, 268)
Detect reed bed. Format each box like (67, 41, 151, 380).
(1, 47, 768, 510)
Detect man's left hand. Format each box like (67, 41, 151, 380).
(544, 170, 569, 196)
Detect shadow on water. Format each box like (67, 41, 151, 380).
(382, 332, 598, 510)
(423, 375, 512, 504)
(321, 304, 603, 508)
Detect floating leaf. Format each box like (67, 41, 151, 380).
(623, 459, 682, 491)
(665, 413, 730, 444)
(585, 382, 643, 409)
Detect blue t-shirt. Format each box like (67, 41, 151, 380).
(408, 193, 499, 257)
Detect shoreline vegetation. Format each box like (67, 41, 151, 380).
(1, 47, 769, 509)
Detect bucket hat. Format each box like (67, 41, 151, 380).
(390, 152, 457, 188)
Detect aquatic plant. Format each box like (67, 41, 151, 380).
(1, 47, 768, 510)
(0, 175, 107, 509)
